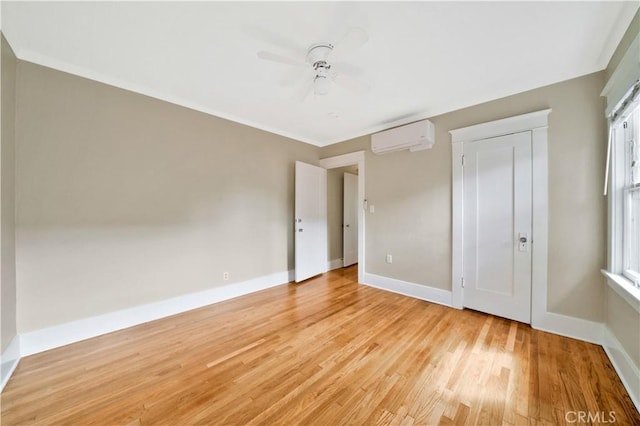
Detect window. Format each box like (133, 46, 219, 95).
(622, 102, 640, 284)
(603, 33, 640, 307)
(609, 82, 640, 291)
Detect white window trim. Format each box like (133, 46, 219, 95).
(601, 270, 640, 313)
(623, 268, 640, 286)
(604, 103, 640, 314)
(602, 30, 640, 313)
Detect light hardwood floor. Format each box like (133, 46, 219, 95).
(2, 266, 638, 425)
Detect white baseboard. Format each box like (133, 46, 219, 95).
(363, 273, 452, 307)
(362, 272, 640, 411)
(1, 335, 21, 392)
(328, 259, 343, 271)
(532, 311, 604, 345)
(20, 270, 293, 357)
(602, 326, 640, 412)
(9, 266, 638, 416)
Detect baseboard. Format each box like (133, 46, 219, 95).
(363, 273, 602, 344)
(363, 273, 452, 307)
(1, 335, 21, 392)
(532, 311, 603, 344)
(602, 326, 640, 412)
(20, 270, 294, 357)
(328, 259, 343, 271)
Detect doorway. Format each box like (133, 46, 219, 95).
(450, 109, 551, 327)
(326, 166, 359, 270)
(319, 151, 366, 284)
(462, 131, 532, 323)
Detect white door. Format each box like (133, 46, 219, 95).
(343, 172, 358, 267)
(463, 131, 532, 323)
(295, 161, 327, 282)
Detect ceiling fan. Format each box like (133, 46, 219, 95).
(256, 27, 370, 100)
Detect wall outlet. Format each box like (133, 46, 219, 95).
(223, 272, 229, 281)
(386, 254, 392, 264)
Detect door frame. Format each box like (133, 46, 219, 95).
(450, 109, 551, 327)
(319, 151, 365, 284)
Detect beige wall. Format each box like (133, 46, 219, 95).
(322, 71, 607, 322)
(323, 138, 451, 287)
(15, 61, 319, 333)
(9, 10, 636, 339)
(1, 34, 18, 352)
(606, 288, 640, 367)
(603, 9, 640, 368)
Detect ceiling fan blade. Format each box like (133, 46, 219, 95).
(257, 51, 306, 67)
(293, 78, 314, 102)
(330, 27, 368, 61)
(330, 70, 369, 95)
(247, 26, 307, 57)
(279, 67, 307, 87)
(331, 61, 365, 77)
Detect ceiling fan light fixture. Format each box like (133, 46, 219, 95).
(314, 75, 330, 95)
(256, 29, 369, 101)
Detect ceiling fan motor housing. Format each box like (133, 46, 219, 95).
(307, 44, 333, 95)
(307, 44, 333, 68)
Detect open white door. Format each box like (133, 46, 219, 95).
(295, 161, 327, 282)
(463, 131, 532, 323)
(343, 173, 358, 267)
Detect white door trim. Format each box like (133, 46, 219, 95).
(450, 110, 551, 328)
(320, 151, 365, 284)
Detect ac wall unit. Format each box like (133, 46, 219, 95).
(371, 119, 435, 154)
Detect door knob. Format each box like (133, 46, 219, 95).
(345, 224, 350, 228)
(298, 228, 303, 232)
(518, 233, 528, 252)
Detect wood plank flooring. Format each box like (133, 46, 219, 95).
(2, 266, 638, 425)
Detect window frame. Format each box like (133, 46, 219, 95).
(607, 91, 640, 313)
(602, 32, 640, 312)
(621, 102, 640, 284)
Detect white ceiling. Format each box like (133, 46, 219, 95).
(2, 1, 638, 146)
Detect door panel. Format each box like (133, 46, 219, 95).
(343, 172, 358, 267)
(463, 131, 532, 323)
(295, 161, 327, 282)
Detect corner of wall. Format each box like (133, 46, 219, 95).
(603, 325, 640, 412)
(0, 335, 20, 392)
(1, 29, 19, 392)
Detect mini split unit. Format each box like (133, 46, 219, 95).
(371, 119, 435, 154)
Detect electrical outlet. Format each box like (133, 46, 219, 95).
(223, 272, 229, 281)
(386, 254, 392, 264)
